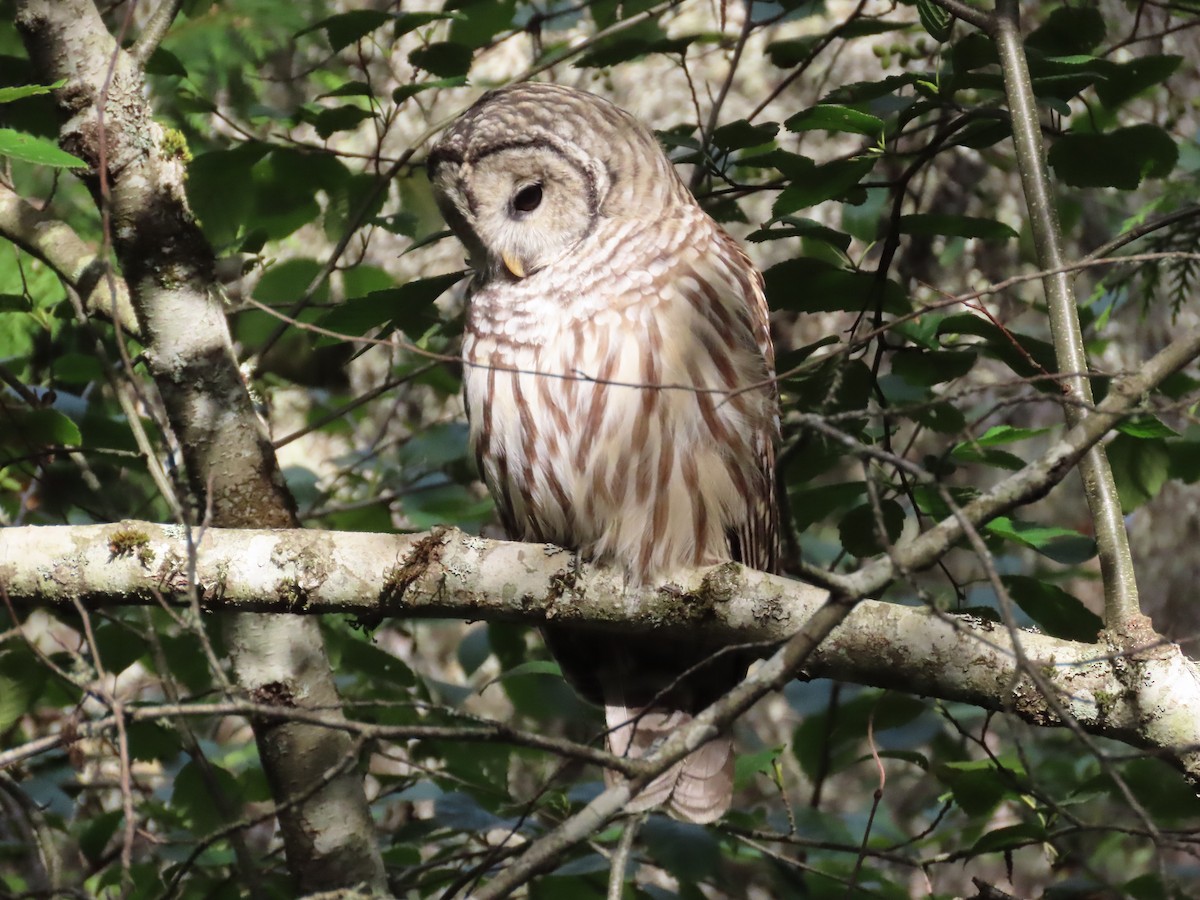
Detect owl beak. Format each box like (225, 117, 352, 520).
(501, 251, 527, 279)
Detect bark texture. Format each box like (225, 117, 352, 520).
(12, 1, 384, 892)
(4, 521, 1200, 786)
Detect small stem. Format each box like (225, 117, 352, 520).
(991, 0, 1141, 633)
(607, 812, 644, 900)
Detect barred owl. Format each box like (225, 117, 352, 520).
(430, 83, 778, 824)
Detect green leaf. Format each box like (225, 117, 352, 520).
(574, 32, 695, 68)
(839, 499, 905, 557)
(394, 11, 460, 38)
(318, 271, 464, 342)
(764, 258, 908, 315)
(891, 349, 976, 386)
(93, 621, 148, 674)
(1116, 416, 1179, 439)
(409, 42, 474, 78)
(936, 757, 1024, 816)
(937, 313, 1058, 382)
(788, 482, 865, 531)
(126, 721, 182, 762)
(188, 143, 271, 247)
(985, 517, 1097, 565)
(0, 80, 64, 104)
(0, 647, 48, 731)
(765, 37, 819, 69)
(1001, 575, 1102, 642)
(772, 157, 876, 215)
(711, 119, 778, 150)
(393, 76, 468, 103)
(747, 217, 852, 252)
(640, 818, 721, 880)
(1026, 6, 1106, 56)
(0, 128, 85, 167)
(335, 638, 416, 687)
(486, 659, 562, 684)
(172, 761, 240, 834)
(1107, 433, 1170, 513)
(821, 73, 920, 105)
(917, 0, 953, 43)
(972, 424, 1051, 447)
(448, 0, 517, 48)
(738, 148, 816, 179)
(898, 214, 1017, 240)
(310, 105, 376, 139)
(1049, 125, 1177, 189)
(969, 822, 1048, 856)
(307, 10, 392, 52)
(1096, 55, 1183, 109)
(79, 810, 124, 865)
(784, 105, 884, 137)
(145, 47, 188, 77)
(253, 258, 325, 303)
(733, 746, 783, 790)
(1, 407, 82, 448)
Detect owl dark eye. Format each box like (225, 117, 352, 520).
(512, 182, 543, 214)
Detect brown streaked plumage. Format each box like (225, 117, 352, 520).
(430, 82, 778, 823)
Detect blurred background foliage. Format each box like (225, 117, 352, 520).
(2, 0, 1200, 896)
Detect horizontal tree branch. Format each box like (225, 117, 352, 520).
(3, 521, 1199, 771)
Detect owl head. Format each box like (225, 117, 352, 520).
(429, 82, 689, 281)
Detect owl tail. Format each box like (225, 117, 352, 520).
(603, 703, 734, 824)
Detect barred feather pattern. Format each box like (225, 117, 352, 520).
(431, 83, 778, 824)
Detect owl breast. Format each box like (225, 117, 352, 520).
(463, 210, 774, 584)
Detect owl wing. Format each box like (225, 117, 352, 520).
(694, 225, 779, 576)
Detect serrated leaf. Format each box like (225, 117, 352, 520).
(306, 10, 392, 52)
(409, 42, 474, 78)
(1117, 416, 1179, 439)
(711, 119, 778, 150)
(785, 105, 884, 137)
(310, 105, 375, 139)
(898, 214, 1017, 240)
(0, 80, 64, 104)
(772, 157, 875, 215)
(1108, 433, 1170, 513)
(1049, 125, 1177, 189)
(1096, 54, 1183, 109)
(1027, 5, 1106, 56)
(917, 0, 953, 43)
(1002, 575, 1102, 642)
(0, 128, 85, 167)
(747, 217, 851, 252)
